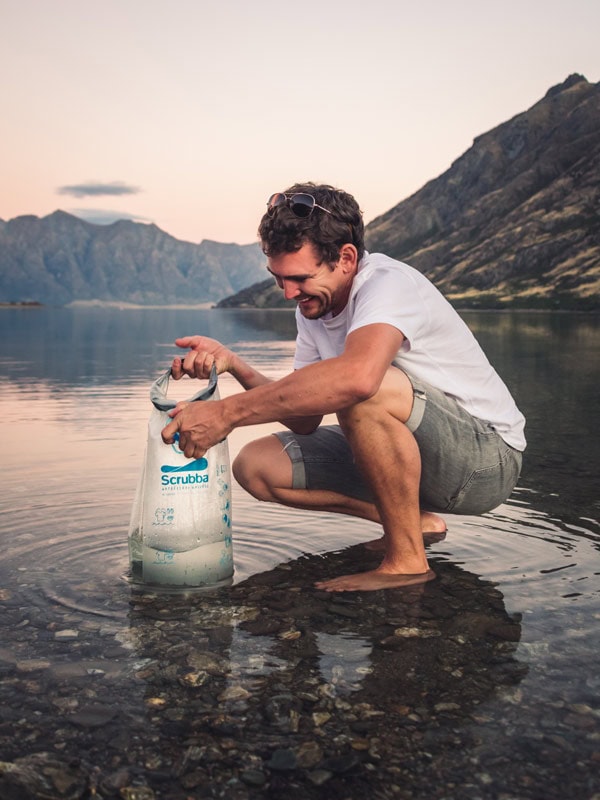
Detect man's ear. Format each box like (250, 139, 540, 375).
(338, 243, 358, 273)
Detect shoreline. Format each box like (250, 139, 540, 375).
(1, 301, 598, 314)
(0, 301, 43, 308)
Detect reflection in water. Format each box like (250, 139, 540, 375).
(0, 307, 599, 798)
(2, 527, 595, 797)
(463, 311, 600, 521)
(78, 547, 525, 796)
(314, 632, 373, 694)
(232, 548, 526, 722)
(0, 306, 299, 387)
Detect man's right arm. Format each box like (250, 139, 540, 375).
(171, 335, 322, 434)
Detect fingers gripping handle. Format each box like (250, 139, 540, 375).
(150, 363, 219, 412)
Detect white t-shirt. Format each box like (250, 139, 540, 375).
(293, 252, 526, 451)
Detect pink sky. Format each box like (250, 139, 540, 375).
(2, 0, 599, 245)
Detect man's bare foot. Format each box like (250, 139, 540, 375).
(422, 529, 447, 545)
(364, 531, 447, 551)
(364, 512, 447, 551)
(315, 567, 436, 592)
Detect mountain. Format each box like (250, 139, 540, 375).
(216, 276, 295, 309)
(0, 211, 265, 305)
(365, 73, 599, 309)
(219, 74, 600, 311)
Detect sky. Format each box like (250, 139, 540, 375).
(2, 0, 599, 245)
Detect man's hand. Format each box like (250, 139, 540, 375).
(171, 335, 235, 380)
(161, 398, 232, 459)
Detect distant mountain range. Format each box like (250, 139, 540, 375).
(220, 74, 600, 311)
(2, 74, 598, 310)
(0, 212, 264, 305)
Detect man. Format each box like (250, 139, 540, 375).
(162, 183, 525, 592)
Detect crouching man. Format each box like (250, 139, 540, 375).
(162, 183, 525, 592)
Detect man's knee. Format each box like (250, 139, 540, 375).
(232, 440, 267, 498)
(233, 435, 293, 502)
(337, 366, 415, 429)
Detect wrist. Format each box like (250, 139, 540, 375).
(228, 354, 263, 389)
(221, 392, 247, 430)
(227, 352, 245, 377)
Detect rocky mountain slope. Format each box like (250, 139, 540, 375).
(365, 74, 599, 309)
(0, 211, 264, 305)
(216, 276, 294, 309)
(219, 74, 599, 311)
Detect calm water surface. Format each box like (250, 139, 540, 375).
(0, 306, 598, 799)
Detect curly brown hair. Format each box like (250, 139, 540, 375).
(258, 182, 365, 265)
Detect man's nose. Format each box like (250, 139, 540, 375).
(282, 279, 300, 300)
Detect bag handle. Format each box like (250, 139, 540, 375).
(150, 364, 218, 412)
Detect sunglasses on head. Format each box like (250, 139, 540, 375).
(267, 192, 332, 218)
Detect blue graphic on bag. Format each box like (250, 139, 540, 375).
(160, 458, 209, 486)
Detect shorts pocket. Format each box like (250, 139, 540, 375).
(447, 446, 522, 515)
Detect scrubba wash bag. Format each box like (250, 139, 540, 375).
(128, 365, 233, 587)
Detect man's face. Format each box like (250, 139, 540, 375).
(267, 243, 355, 319)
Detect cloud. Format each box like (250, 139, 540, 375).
(57, 181, 141, 198)
(70, 208, 152, 225)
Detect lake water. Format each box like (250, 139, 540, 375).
(0, 306, 598, 799)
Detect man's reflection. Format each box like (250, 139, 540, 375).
(124, 545, 526, 794)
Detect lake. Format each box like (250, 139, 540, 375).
(0, 305, 599, 799)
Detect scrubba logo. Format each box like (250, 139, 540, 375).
(160, 457, 209, 486)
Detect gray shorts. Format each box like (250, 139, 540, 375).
(274, 374, 523, 515)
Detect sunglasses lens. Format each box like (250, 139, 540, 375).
(267, 193, 287, 212)
(289, 193, 315, 218)
(266, 192, 322, 218)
